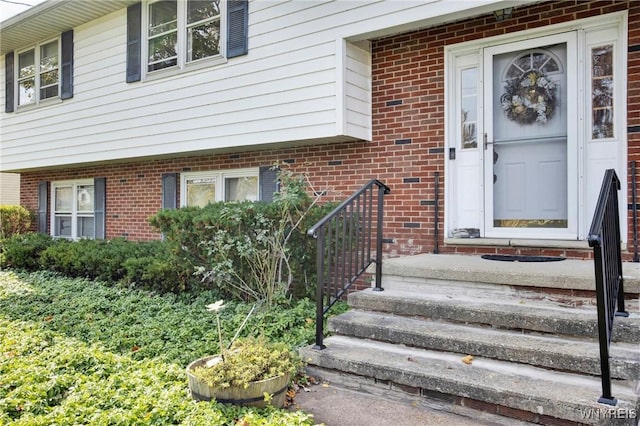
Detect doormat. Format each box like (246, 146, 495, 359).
(481, 254, 566, 262)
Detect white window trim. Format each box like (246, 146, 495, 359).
(142, 0, 227, 81)
(180, 167, 259, 206)
(50, 179, 95, 240)
(14, 37, 60, 110)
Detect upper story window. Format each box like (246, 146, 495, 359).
(5, 30, 73, 113)
(127, 1, 247, 83)
(146, 0, 222, 73)
(17, 39, 59, 106)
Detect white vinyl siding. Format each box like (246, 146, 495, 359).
(1, 1, 536, 172)
(343, 40, 371, 140)
(0, 173, 20, 205)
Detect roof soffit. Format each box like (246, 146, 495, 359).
(1, 0, 138, 55)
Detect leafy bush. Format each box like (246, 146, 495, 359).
(151, 170, 335, 303)
(40, 238, 139, 282)
(122, 248, 191, 293)
(36, 238, 193, 292)
(0, 205, 32, 239)
(192, 337, 302, 389)
(0, 232, 55, 270)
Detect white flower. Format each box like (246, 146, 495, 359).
(206, 300, 226, 313)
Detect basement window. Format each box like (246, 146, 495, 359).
(51, 180, 95, 239)
(181, 168, 258, 207)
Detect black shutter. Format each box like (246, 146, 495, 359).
(60, 30, 74, 99)
(37, 181, 49, 234)
(5, 52, 14, 113)
(162, 173, 178, 209)
(94, 177, 106, 239)
(259, 166, 279, 202)
(126, 2, 142, 83)
(227, 0, 248, 58)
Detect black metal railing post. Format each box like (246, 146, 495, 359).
(434, 171, 440, 254)
(587, 169, 630, 406)
(313, 225, 326, 350)
(374, 183, 386, 291)
(632, 161, 638, 263)
(308, 179, 390, 350)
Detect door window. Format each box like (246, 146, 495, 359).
(491, 44, 568, 230)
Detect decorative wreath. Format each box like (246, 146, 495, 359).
(78, 189, 92, 206)
(500, 70, 556, 125)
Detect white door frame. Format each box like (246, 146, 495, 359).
(444, 11, 628, 243)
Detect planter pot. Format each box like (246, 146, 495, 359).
(186, 355, 290, 408)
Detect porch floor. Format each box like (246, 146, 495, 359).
(378, 253, 640, 297)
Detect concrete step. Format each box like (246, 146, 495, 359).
(300, 336, 640, 425)
(329, 310, 640, 380)
(377, 253, 640, 295)
(349, 287, 640, 343)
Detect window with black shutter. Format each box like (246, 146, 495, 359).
(5, 30, 73, 110)
(126, 0, 248, 81)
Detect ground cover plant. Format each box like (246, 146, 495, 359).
(0, 270, 346, 425)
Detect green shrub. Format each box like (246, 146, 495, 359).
(37, 238, 193, 292)
(2, 233, 193, 293)
(192, 336, 302, 389)
(0, 232, 55, 270)
(122, 243, 193, 292)
(40, 238, 132, 282)
(0, 205, 32, 239)
(150, 171, 335, 302)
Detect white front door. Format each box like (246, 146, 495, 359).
(483, 33, 578, 239)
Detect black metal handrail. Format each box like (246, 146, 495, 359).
(587, 169, 629, 406)
(307, 179, 390, 349)
(632, 161, 638, 262)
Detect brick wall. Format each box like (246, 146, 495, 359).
(20, 0, 640, 260)
(20, 144, 388, 241)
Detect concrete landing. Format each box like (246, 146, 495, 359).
(377, 253, 640, 294)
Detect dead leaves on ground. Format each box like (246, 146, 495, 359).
(284, 374, 320, 408)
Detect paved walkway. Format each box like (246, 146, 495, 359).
(288, 380, 523, 426)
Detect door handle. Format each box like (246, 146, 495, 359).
(484, 133, 493, 150)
